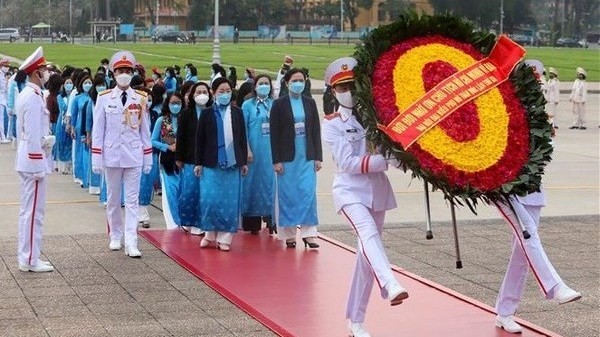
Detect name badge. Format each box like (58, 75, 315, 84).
(346, 128, 358, 133)
(294, 122, 305, 136)
(261, 122, 270, 136)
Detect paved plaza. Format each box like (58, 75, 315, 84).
(0, 92, 598, 337)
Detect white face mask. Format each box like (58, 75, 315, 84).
(335, 91, 355, 108)
(194, 94, 209, 106)
(115, 73, 132, 87)
(1, 66, 8, 72)
(39, 70, 50, 86)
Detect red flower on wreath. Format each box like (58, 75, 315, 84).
(371, 35, 530, 192)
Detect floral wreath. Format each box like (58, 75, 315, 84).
(353, 12, 553, 211)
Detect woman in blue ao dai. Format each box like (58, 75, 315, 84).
(270, 68, 322, 249)
(54, 78, 73, 174)
(152, 93, 185, 229)
(241, 75, 276, 234)
(195, 77, 248, 252)
(176, 82, 212, 235)
(137, 87, 155, 228)
(84, 75, 106, 195)
(71, 75, 93, 189)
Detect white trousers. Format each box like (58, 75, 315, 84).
(17, 172, 46, 266)
(105, 167, 142, 250)
(204, 231, 234, 245)
(341, 203, 398, 323)
(277, 225, 318, 241)
(571, 102, 586, 127)
(546, 102, 558, 125)
(495, 201, 563, 316)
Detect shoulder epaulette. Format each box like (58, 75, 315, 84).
(99, 89, 112, 96)
(135, 89, 148, 97)
(324, 112, 341, 121)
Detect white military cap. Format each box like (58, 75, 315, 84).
(19, 46, 48, 74)
(110, 51, 136, 71)
(576, 67, 586, 76)
(548, 67, 558, 76)
(324, 57, 358, 87)
(524, 59, 544, 79)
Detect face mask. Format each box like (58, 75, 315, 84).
(96, 85, 107, 92)
(115, 73, 132, 87)
(169, 103, 182, 114)
(133, 71, 139, 76)
(335, 91, 356, 108)
(289, 81, 305, 95)
(152, 74, 158, 80)
(39, 70, 50, 85)
(216, 92, 231, 106)
(1, 66, 8, 72)
(194, 94, 209, 106)
(147, 100, 153, 107)
(256, 84, 270, 97)
(162, 94, 167, 101)
(64, 83, 74, 92)
(82, 83, 93, 93)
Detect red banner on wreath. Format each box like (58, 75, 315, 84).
(378, 35, 526, 149)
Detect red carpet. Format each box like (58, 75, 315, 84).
(140, 229, 561, 337)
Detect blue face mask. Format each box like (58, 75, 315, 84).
(256, 84, 270, 97)
(216, 92, 231, 106)
(64, 83, 74, 92)
(96, 85, 106, 92)
(82, 83, 93, 93)
(289, 81, 305, 94)
(169, 103, 182, 114)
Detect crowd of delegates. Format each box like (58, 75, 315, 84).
(2, 54, 323, 252)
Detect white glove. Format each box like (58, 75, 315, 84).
(32, 171, 45, 180)
(92, 166, 103, 175)
(143, 165, 152, 175)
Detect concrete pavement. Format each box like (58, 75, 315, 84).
(0, 94, 598, 336)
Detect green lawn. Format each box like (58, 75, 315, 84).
(0, 42, 598, 81)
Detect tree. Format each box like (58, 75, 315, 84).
(344, 0, 373, 31)
(429, 0, 534, 32)
(308, 0, 340, 26)
(142, 0, 156, 26)
(383, 0, 413, 21)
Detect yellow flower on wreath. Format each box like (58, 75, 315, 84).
(392, 43, 509, 172)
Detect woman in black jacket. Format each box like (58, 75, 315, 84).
(194, 77, 248, 251)
(175, 82, 212, 235)
(269, 68, 322, 249)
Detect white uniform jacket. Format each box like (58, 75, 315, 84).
(91, 87, 152, 169)
(15, 83, 51, 173)
(545, 78, 560, 104)
(515, 189, 545, 207)
(322, 108, 397, 213)
(569, 79, 586, 103)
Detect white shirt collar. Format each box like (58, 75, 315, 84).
(338, 106, 353, 122)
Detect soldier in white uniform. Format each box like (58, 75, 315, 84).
(91, 51, 152, 258)
(15, 47, 55, 272)
(568, 67, 587, 130)
(321, 57, 408, 337)
(494, 190, 581, 333)
(544, 67, 560, 128)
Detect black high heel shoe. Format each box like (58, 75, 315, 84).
(285, 239, 296, 248)
(302, 237, 319, 249)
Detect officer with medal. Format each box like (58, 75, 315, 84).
(15, 47, 55, 272)
(321, 57, 409, 337)
(91, 51, 152, 258)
